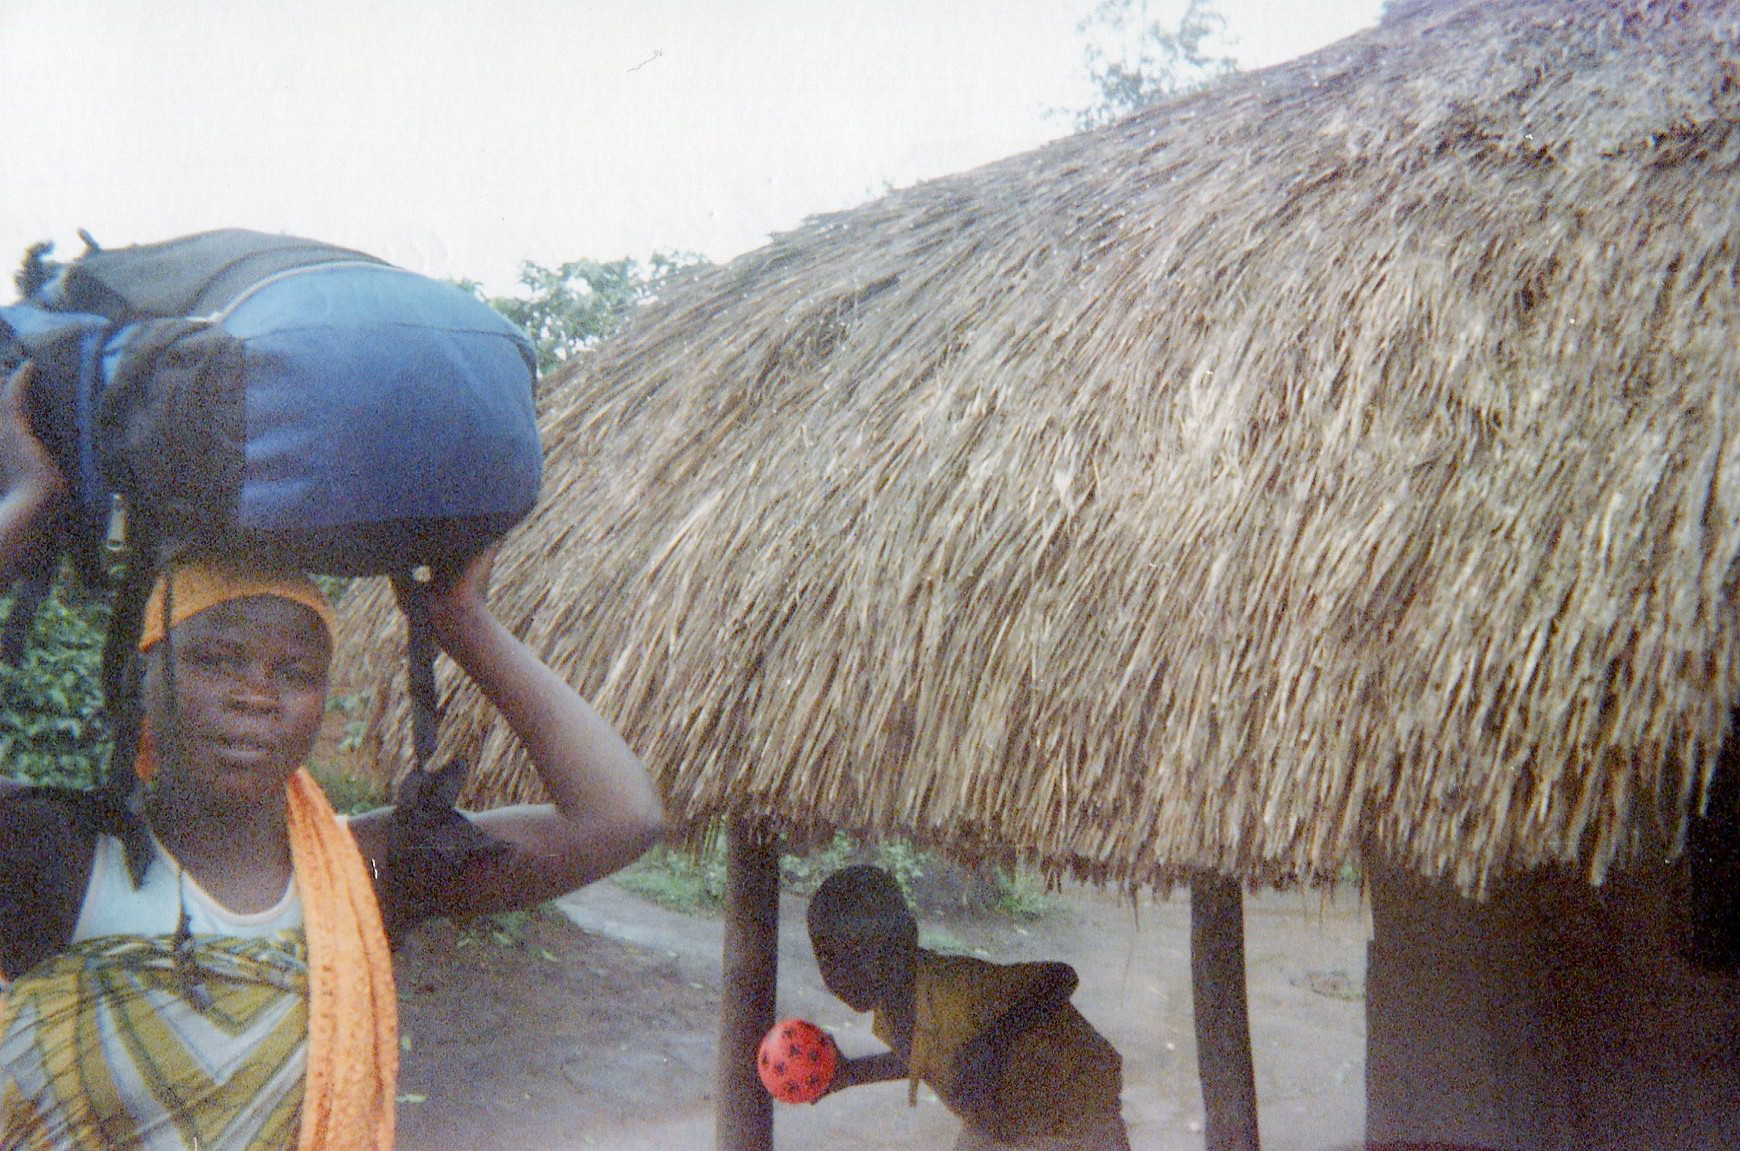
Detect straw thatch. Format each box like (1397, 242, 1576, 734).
(333, 0, 1740, 895)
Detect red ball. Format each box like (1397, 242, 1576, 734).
(756, 1017, 838, 1104)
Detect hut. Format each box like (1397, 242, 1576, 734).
(334, 0, 1740, 1146)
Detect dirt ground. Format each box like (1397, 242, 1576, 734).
(390, 878, 1371, 1151)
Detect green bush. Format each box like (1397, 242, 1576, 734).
(473, 252, 708, 379)
(990, 868, 1056, 921)
(615, 830, 1055, 924)
(323, 688, 373, 755)
(876, 839, 929, 902)
(306, 764, 388, 814)
(778, 830, 860, 894)
(615, 842, 730, 914)
(0, 575, 111, 787)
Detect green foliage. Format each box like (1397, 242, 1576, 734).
(1075, 0, 1239, 131)
(325, 689, 373, 755)
(876, 839, 929, 903)
(617, 831, 1054, 925)
(307, 763, 388, 814)
(0, 575, 110, 787)
(780, 834, 936, 904)
(457, 905, 536, 948)
(990, 868, 1056, 921)
(619, 831, 917, 916)
(481, 252, 707, 378)
(778, 830, 860, 894)
(615, 842, 730, 915)
(454, 904, 562, 962)
(312, 574, 351, 604)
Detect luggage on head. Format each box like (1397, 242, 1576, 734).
(5, 228, 542, 577)
(1, 228, 544, 834)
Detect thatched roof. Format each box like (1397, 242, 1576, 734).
(334, 0, 1740, 894)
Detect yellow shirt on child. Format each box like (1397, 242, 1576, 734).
(871, 949, 1124, 1144)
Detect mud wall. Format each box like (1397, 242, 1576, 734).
(1364, 856, 1740, 1150)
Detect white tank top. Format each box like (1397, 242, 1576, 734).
(72, 832, 303, 941)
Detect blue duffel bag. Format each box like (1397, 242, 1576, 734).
(3, 228, 542, 577)
(1, 228, 544, 795)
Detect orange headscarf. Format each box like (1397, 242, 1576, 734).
(138, 558, 335, 652)
(138, 558, 397, 1151)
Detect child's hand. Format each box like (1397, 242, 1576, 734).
(810, 1046, 906, 1100)
(813, 1034, 846, 1102)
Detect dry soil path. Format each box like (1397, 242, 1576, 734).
(392, 880, 1370, 1151)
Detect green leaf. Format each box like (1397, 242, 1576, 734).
(0, 568, 112, 787)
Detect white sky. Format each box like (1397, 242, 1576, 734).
(1, 0, 1383, 296)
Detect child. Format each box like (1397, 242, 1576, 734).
(806, 864, 1131, 1151)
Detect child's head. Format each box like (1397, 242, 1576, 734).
(806, 864, 918, 1012)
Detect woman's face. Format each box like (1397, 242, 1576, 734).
(144, 596, 331, 807)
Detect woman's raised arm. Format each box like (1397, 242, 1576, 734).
(0, 365, 68, 593)
(353, 547, 665, 920)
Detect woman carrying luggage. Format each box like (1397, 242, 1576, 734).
(0, 364, 665, 1150)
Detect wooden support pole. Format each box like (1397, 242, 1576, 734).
(1190, 871, 1261, 1151)
(716, 818, 781, 1151)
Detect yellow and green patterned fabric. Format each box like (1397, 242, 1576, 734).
(0, 931, 308, 1151)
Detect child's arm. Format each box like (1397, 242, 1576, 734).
(824, 1049, 907, 1096)
(351, 546, 665, 919)
(951, 961, 1080, 1112)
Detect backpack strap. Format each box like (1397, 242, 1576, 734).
(94, 530, 168, 888)
(392, 572, 442, 770)
(378, 758, 507, 943)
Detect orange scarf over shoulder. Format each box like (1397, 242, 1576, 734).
(287, 767, 398, 1151)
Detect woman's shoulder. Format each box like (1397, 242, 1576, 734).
(0, 780, 103, 844)
(0, 782, 104, 979)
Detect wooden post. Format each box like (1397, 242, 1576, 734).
(716, 818, 781, 1151)
(1190, 871, 1261, 1151)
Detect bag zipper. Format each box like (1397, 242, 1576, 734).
(194, 260, 419, 325)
